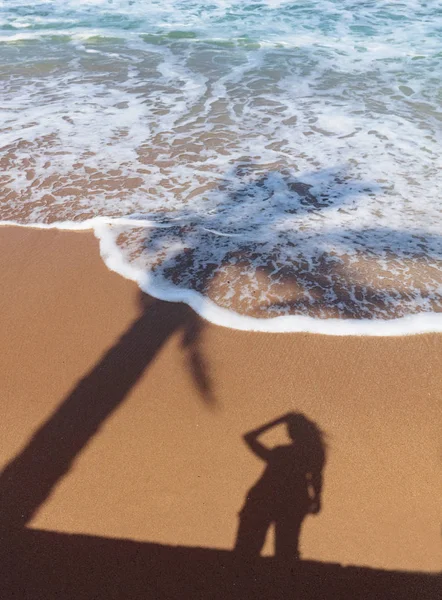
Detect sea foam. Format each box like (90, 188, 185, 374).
(1, 1, 441, 335)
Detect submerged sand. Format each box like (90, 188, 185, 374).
(0, 226, 440, 577)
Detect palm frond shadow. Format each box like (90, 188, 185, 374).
(133, 163, 442, 320)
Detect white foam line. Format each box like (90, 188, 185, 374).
(2, 219, 442, 336)
(202, 227, 242, 237)
(94, 221, 442, 337)
(0, 219, 96, 231)
(0, 217, 181, 231)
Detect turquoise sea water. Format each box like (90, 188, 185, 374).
(1, 1, 442, 332)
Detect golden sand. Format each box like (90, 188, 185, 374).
(0, 226, 440, 594)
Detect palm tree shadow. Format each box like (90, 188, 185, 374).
(0, 163, 363, 538)
(0, 292, 215, 532)
(1, 162, 441, 598)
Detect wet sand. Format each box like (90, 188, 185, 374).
(0, 226, 441, 581)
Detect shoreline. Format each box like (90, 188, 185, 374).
(2, 221, 442, 336)
(0, 225, 441, 574)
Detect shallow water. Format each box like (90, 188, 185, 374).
(1, 1, 442, 333)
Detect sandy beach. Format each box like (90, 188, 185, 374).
(0, 226, 440, 597)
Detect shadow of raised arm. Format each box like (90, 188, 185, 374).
(243, 413, 296, 461)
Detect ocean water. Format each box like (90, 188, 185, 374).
(1, 0, 442, 334)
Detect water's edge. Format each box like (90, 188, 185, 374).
(3, 220, 441, 336)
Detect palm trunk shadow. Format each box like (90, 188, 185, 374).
(0, 293, 212, 531)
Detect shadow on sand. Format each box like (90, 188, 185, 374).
(235, 413, 326, 561)
(0, 294, 214, 532)
(0, 292, 439, 598)
(2, 530, 439, 600)
(0, 166, 441, 597)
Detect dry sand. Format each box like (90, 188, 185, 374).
(0, 226, 441, 578)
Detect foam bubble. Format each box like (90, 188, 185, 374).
(1, 0, 442, 334)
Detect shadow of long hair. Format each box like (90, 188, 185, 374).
(235, 413, 326, 562)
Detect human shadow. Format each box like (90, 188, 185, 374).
(235, 413, 326, 562)
(0, 292, 215, 532)
(1, 164, 441, 597)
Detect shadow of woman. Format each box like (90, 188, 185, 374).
(234, 412, 326, 562)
